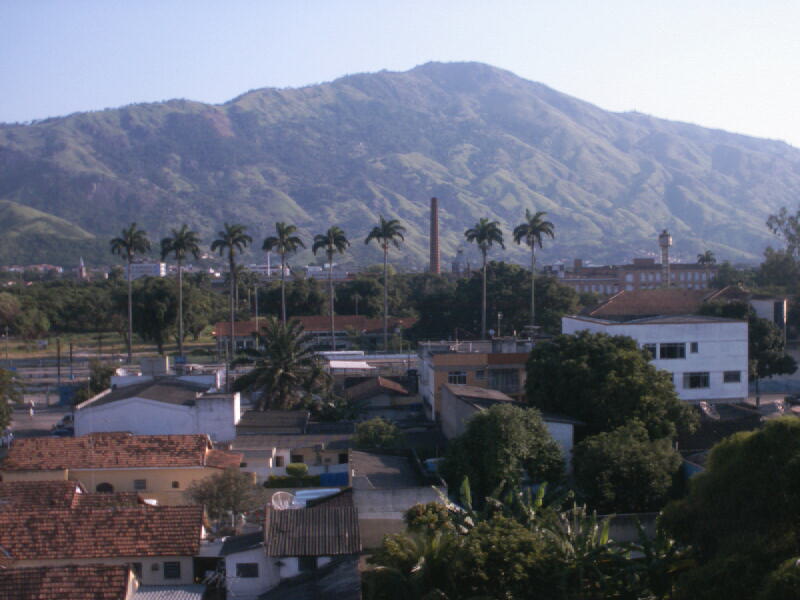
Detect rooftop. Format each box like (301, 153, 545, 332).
(264, 505, 360, 556)
(345, 376, 410, 401)
(0, 481, 143, 510)
(1, 432, 242, 471)
(78, 378, 214, 409)
(349, 450, 422, 489)
(586, 288, 711, 319)
(567, 314, 746, 326)
(0, 505, 203, 561)
(0, 565, 130, 600)
(236, 410, 310, 434)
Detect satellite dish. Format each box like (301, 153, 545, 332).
(271, 491, 294, 510)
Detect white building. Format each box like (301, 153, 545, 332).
(127, 261, 166, 280)
(562, 314, 749, 404)
(74, 375, 241, 442)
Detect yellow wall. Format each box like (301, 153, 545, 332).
(13, 556, 195, 586)
(0, 469, 68, 482)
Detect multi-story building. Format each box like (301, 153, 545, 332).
(417, 338, 533, 420)
(127, 261, 166, 280)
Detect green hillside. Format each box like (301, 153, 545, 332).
(1, 61, 798, 267)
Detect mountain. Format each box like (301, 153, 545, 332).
(1, 61, 799, 268)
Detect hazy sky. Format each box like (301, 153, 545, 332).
(3, 1, 799, 146)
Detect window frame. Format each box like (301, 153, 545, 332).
(447, 371, 467, 385)
(236, 563, 259, 578)
(133, 479, 147, 491)
(163, 561, 181, 580)
(659, 343, 686, 360)
(723, 370, 741, 383)
(683, 372, 710, 389)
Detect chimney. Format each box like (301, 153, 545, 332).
(658, 229, 672, 287)
(429, 197, 441, 275)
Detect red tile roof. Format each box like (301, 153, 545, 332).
(0, 565, 130, 600)
(586, 288, 711, 318)
(346, 377, 409, 401)
(0, 505, 203, 560)
(1, 432, 242, 472)
(214, 315, 417, 337)
(0, 481, 143, 510)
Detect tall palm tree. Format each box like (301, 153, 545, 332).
(263, 223, 306, 324)
(160, 224, 201, 359)
(312, 226, 350, 350)
(110, 223, 151, 363)
(365, 216, 407, 351)
(211, 223, 252, 363)
(697, 249, 716, 286)
(513, 209, 555, 331)
(464, 218, 504, 339)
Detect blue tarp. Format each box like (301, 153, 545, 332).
(319, 472, 349, 487)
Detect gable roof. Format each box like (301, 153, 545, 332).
(586, 288, 711, 319)
(1, 432, 242, 472)
(0, 565, 130, 600)
(236, 410, 310, 434)
(79, 378, 213, 409)
(0, 481, 143, 510)
(264, 504, 360, 556)
(0, 505, 203, 560)
(345, 377, 409, 401)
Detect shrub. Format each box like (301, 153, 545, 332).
(285, 462, 309, 477)
(354, 417, 401, 449)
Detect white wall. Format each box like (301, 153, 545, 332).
(224, 547, 276, 600)
(277, 556, 331, 580)
(562, 317, 748, 403)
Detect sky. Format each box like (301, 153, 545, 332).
(2, 1, 800, 146)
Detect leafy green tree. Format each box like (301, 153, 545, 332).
(0, 367, 22, 431)
(464, 218, 504, 339)
(759, 558, 800, 600)
(72, 360, 118, 404)
(697, 249, 717, 285)
(186, 468, 266, 531)
(14, 306, 50, 340)
(749, 316, 797, 405)
(262, 222, 305, 324)
(130, 278, 178, 354)
(211, 223, 252, 362)
(756, 247, 800, 289)
(110, 222, 151, 362)
(160, 224, 201, 358)
(404, 502, 456, 535)
(513, 208, 555, 330)
(767, 206, 800, 257)
(312, 226, 350, 349)
(526, 331, 698, 440)
(440, 404, 564, 505)
(365, 216, 407, 351)
(0, 292, 20, 329)
(354, 417, 401, 449)
(573, 420, 682, 513)
(661, 417, 800, 600)
(232, 317, 320, 410)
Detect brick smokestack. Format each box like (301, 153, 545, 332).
(429, 197, 440, 274)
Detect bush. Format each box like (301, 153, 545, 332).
(264, 474, 321, 488)
(286, 462, 309, 477)
(355, 417, 401, 449)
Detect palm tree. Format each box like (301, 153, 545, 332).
(697, 249, 716, 286)
(233, 317, 320, 410)
(464, 218, 504, 339)
(263, 223, 305, 324)
(513, 209, 555, 331)
(211, 223, 252, 363)
(312, 226, 350, 350)
(160, 225, 201, 359)
(110, 223, 151, 363)
(365, 216, 407, 351)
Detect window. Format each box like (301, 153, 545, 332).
(642, 344, 657, 359)
(298, 556, 317, 572)
(163, 561, 181, 579)
(96, 483, 114, 493)
(274, 456, 284, 467)
(131, 563, 143, 580)
(447, 371, 467, 385)
(290, 454, 304, 464)
(338, 453, 348, 464)
(171, 481, 180, 489)
(475, 369, 486, 380)
(683, 372, 710, 389)
(724, 371, 741, 383)
(489, 369, 520, 394)
(660, 343, 686, 359)
(236, 563, 259, 578)
(133, 479, 147, 491)
(690, 342, 699, 353)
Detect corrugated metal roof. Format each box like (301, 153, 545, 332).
(264, 506, 360, 556)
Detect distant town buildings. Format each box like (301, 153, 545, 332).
(127, 261, 167, 280)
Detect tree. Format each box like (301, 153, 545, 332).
(160, 225, 201, 358)
(440, 404, 564, 505)
(232, 317, 320, 410)
(661, 417, 800, 600)
(365, 216, 407, 351)
(766, 206, 800, 258)
(0, 368, 22, 432)
(186, 468, 266, 531)
(354, 417, 401, 449)
(526, 331, 698, 440)
(0, 292, 20, 329)
(262, 222, 305, 324)
(573, 420, 682, 513)
(749, 316, 797, 405)
(72, 360, 118, 404)
(464, 218, 504, 339)
(110, 222, 150, 363)
(312, 226, 350, 350)
(211, 223, 252, 364)
(697, 249, 717, 285)
(130, 278, 178, 354)
(756, 247, 800, 289)
(513, 209, 555, 331)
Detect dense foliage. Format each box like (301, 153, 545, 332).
(185, 468, 266, 531)
(354, 417, 402, 450)
(0, 368, 22, 431)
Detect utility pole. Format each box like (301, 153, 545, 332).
(4, 325, 8, 368)
(56, 338, 62, 387)
(69, 341, 74, 380)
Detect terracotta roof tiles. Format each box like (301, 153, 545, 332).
(0, 481, 143, 510)
(0, 565, 130, 600)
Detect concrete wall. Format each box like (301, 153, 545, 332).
(278, 556, 331, 580)
(224, 546, 276, 600)
(562, 317, 748, 403)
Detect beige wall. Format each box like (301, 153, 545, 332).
(0, 469, 69, 482)
(13, 556, 195, 586)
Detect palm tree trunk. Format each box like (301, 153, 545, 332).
(126, 256, 133, 363)
(329, 254, 335, 350)
(280, 252, 287, 324)
(178, 260, 184, 358)
(383, 246, 389, 352)
(229, 255, 236, 370)
(481, 252, 488, 340)
(530, 246, 536, 330)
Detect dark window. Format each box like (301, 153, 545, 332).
(475, 369, 486, 380)
(724, 371, 741, 383)
(447, 371, 467, 385)
(338, 453, 348, 464)
(660, 343, 686, 359)
(274, 456, 284, 467)
(236, 563, 259, 578)
(171, 481, 180, 489)
(291, 455, 304, 464)
(96, 483, 114, 493)
(690, 342, 699, 353)
(163, 561, 181, 579)
(683, 372, 710, 389)
(298, 556, 317, 572)
(133, 479, 147, 491)
(131, 563, 142, 580)
(643, 344, 657, 359)
(489, 369, 520, 394)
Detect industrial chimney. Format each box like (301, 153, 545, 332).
(429, 197, 441, 274)
(658, 229, 672, 287)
